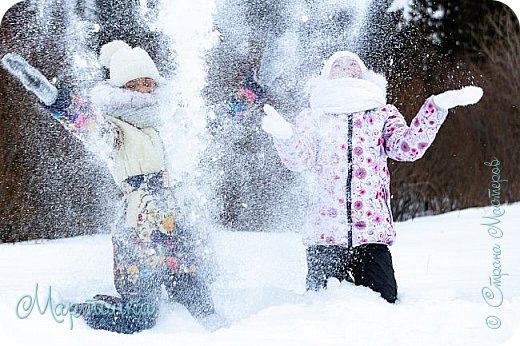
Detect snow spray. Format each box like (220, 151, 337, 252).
(0, 1, 23, 23)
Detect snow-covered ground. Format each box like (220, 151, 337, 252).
(0, 203, 519, 346)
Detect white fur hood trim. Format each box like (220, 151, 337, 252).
(89, 81, 160, 110)
(89, 81, 163, 129)
(307, 69, 388, 98)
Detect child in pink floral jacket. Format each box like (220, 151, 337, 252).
(261, 51, 483, 302)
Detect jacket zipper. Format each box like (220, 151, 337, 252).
(345, 113, 354, 249)
(383, 187, 394, 225)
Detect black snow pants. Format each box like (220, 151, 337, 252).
(306, 243, 398, 303)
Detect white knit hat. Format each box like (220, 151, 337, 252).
(320, 51, 368, 77)
(306, 50, 387, 97)
(99, 40, 160, 87)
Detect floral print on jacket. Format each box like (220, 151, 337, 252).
(46, 80, 205, 296)
(274, 98, 448, 248)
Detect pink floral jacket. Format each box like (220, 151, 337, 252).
(274, 98, 448, 248)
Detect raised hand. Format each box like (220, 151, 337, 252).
(261, 104, 293, 140)
(1, 53, 58, 106)
(432, 86, 484, 110)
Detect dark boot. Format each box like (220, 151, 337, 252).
(73, 295, 159, 334)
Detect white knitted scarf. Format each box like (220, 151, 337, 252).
(90, 81, 162, 129)
(308, 71, 387, 115)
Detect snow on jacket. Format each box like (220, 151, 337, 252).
(273, 80, 448, 248)
(89, 81, 166, 185)
(48, 80, 166, 186)
(47, 80, 205, 280)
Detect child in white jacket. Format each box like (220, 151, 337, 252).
(261, 51, 483, 302)
(2, 41, 217, 333)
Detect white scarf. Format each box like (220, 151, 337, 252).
(308, 71, 387, 115)
(90, 81, 162, 129)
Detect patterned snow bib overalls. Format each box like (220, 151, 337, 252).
(47, 80, 211, 308)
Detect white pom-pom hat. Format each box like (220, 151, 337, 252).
(99, 40, 160, 87)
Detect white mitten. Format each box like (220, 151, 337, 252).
(261, 104, 293, 140)
(432, 86, 483, 110)
(1, 53, 58, 106)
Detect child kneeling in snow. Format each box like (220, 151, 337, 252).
(261, 51, 483, 303)
(2, 41, 218, 333)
